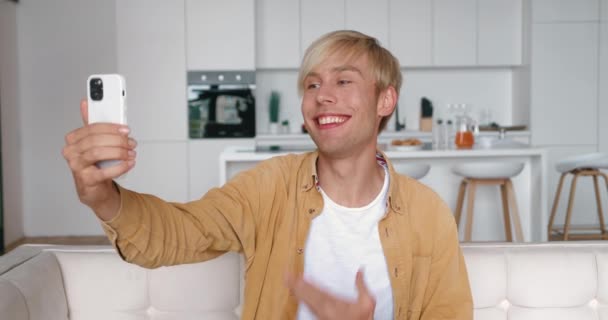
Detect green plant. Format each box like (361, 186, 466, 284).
(269, 91, 280, 123)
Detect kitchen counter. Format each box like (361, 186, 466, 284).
(221, 145, 542, 160)
(220, 146, 548, 242)
(254, 130, 531, 149)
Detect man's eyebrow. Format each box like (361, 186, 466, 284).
(304, 66, 362, 80)
(332, 65, 362, 75)
(305, 71, 320, 79)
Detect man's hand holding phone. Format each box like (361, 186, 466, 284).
(62, 75, 136, 221)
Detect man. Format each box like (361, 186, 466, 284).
(63, 30, 473, 319)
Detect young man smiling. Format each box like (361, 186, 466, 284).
(63, 30, 473, 319)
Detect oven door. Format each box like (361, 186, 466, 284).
(188, 85, 256, 138)
(187, 71, 256, 138)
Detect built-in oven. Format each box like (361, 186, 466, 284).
(187, 71, 256, 138)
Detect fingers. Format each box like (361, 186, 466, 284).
(80, 98, 88, 125)
(73, 146, 136, 171)
(286, 273, 335, 316)
(77, 159, 135, 188)
(65, 123, 130, 146)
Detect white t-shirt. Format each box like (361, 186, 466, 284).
(297, 166, 394, 320)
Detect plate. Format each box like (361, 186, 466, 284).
(389, 144, 423, 151)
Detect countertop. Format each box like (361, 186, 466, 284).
(220, 145, 546, 161)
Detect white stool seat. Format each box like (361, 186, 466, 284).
(393, 163, 431, 180)
(452, 162, 525, 179)
(555, 152, 608, 173)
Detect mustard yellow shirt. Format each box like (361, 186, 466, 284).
(101, 151, 473, 320)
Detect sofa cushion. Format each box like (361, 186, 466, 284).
(54, 250, 149, 320)
(149, 252, 241, 314)
(508, 248, 596, 307)
(54, 249, 241, 320)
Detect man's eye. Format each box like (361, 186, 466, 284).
(338, 80, 352, 85)
(307, 83, 320, 89)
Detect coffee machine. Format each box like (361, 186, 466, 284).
(188, 71, 256, 138)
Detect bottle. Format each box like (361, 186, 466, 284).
(444, 120, 453, 150)
(433, 119, 443, 150)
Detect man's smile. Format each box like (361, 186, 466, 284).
(315, 115, 351, 129)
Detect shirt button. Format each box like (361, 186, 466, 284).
(308, 208, 315, 214)
(297, 248, 304, 254)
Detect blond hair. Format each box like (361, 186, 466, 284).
(298, 30, 402, 132)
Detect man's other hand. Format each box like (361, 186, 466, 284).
(286, 270, 375, 320)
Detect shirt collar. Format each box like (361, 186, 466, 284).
(299, 150, 405, 215)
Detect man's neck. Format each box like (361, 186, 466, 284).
(316, 145, 386, 208)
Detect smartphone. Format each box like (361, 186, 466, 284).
(87, 74, 128, 168)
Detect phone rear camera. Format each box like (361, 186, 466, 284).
(89, 77, 104, 101)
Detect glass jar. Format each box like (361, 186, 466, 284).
(454, 113, 474, 149)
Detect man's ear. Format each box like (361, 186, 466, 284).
(377, 86, 397, 117)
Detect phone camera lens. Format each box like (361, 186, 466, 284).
(89, 78, 103, 101)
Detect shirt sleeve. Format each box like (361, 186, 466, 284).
(99, 159, 277, 269)
(420, 200, 474, 320)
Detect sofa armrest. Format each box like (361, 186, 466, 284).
(1, 251, 69, 320)
(0, 278, 28, 320)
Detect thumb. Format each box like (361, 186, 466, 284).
(355, 269, 376, 316)
(80, 98, 89, 125)
(355, 269, 372, 298)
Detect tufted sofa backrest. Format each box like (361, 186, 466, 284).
(4, 243, 608, 319)
(463, 243, 608, 320)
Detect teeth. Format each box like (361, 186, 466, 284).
(318, 116, 346, 125)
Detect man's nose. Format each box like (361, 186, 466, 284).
(316, 85, 336, 105)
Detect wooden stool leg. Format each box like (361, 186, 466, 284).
(563, 172, 581, 241)
(454, 180, 467, 227)
(500, 181, 513, 242)
(506, 179, 524, 242)
(593, 173, 607, 235)
(465, 181, 477, 242)
(548, 173, 567, 240)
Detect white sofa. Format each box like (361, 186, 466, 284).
(2, 242, 608, 320)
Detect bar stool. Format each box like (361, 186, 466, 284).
(452, 162, 525, 242)
(393, 163, 431, 180)
(547, 153, 608, 240)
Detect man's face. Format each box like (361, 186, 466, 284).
(301, 53, 391, 157)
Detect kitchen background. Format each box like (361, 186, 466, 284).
(0, 0, 606, 247)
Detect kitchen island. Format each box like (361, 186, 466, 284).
(220, 146, 547, 242)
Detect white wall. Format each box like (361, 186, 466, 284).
(0, 1, 24, 246)
(17, 0, 118, 236)
(255, 68, 517, 134)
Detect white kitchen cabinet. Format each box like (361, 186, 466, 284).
(433, 0, 477, 66)
(188, 140, 255, 200)
(478, 0, 523, 66)
(533, 0, 599, 23)
(600, 19, 608, 152)
(116, 0, 187, 141)
(186, 0, 255, 70)
(120, 142, 189, 203)
(301, 0, 345, 56)
(345, 0, 389, 46)
(531, 23, 599, 146)
(389, 0, 432, 66)
(256, 0, 300, 69)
